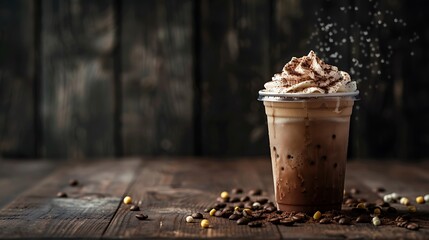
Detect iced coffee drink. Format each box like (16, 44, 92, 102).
(259, 51, 358, 213)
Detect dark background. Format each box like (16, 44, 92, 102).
(0, 0, 428, 160)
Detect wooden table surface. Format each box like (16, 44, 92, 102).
(0, 158, 428, 239)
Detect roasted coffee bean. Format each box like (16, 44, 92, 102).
(375, 199, 386, 207)
(130, 205, 140, 211)
(231, 188, 243, 194)
(356, 215, 371, 223)
(257, 198, 269, 204)
(264, 206, 276, 213)
(135, 214, 148, 220)
(319, 218, 332, 224)
(230, 197, 240, 203)
(240, 196, 250, 202)
(292, 215, 305, 223)
(397, 221, 408, 228)
(234, 202, 245, 208)
(373, 187, 386, 193)
(244, 202, 253, 209)
(351, 207, 367, 214)
(396, 214, 411, 222)
(214, 210, 223, 217)
(229, 213, 241, 220)
(279, 218, 295, 226)
(385, 207, 397, 214)
(237, 217, 251, 225)
(338, 217, 351, 225)
(191, 213, 203, 219)
(224, 206, 234, 211)
(248, 221, 263, 228)
(57, 192, 68, 198)
(357, 198, 367, 203)
(248, 189, 262, 196)
(333, 215, 345, 221)
(69, 179, 78, 187)
(406, 223, 419, 231)
(275, 210, 283, 214)
(242, 208, 253, 217)
(214, 202, 226, 209)
(217, 197, 229, 203)
(364, 202, 376, 209)
(204, 208, 211, 213)
(268, 217, 282, 224)
(252, 202, 262, 210)
(221, 210, 233, 218)
(345, 198, 357, 207)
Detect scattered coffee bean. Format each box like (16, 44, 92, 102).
(396, 221, 408, 228)
(406, 223, 419, 231)
(345, 198, 358, 207)
(268, 217, 282, 225)
(214, 210, 223, 217)
(204, 208, 211, 213)
(257, 198, 269, 205)
(234, 202, 244, 208)
(130, 205, 140, 211)
(242, 208, 253, 217)
(123, 196, 132, 204)
(57, 192, 67, 198)
(135, 214, 148, 220)
(185, 216, 194, 223)
(214, 202, 226, 209)
(416, 196, 425, 204)
(230, 197, 240, 203)
(244, 202, 253, 209)
(338, 217, 351, 225)
(201, 219, 210, 228)
(356, 215, 371, 223)
(319, 218, 332, 224)
(375, 199, 389, 207)
(333, 215, 345, 221)
(248, 221, 262, 228)
(231, 188, 243, 194)
(385, 207, 397, 214)
(191, 213, 203, 219)
(293, 212, 307, 223)
(279, 218, 295, 226)
(356, 202, 365, 209)
(237, 217, 251, 225)
(264, 206, 276, 213)
(229, 213, 241, 220)
(248, 189, 262, 196)
(69, 179, 78, 187)
(240, 196, 250, 202)
(217, 197, 229, 203)
(396, 214, 411, 222)
(221, 209, 233, 218)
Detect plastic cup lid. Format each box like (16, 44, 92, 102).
(258, 90, 360, 102)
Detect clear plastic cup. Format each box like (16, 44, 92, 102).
(259, 90, 359, 213)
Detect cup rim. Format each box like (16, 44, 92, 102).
(258, 90, 359, 102)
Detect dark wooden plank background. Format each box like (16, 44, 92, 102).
(1, 0, 428, 160)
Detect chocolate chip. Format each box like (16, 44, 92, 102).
(57, 192, 67, 198)
(356, 215, 371, 223)
(248, 221, 263, 228)
(191, 213, 203, 219)
(135, 214, 148, 220)
(69, 179, 78, 187)
(406, 223, 419, 231)
(130, 205, 140, 211)
(237, 217, 251, 225)
(231, 188, 243, 194)
(248, 189, 262, 196)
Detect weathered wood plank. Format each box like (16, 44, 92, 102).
(200, 0, 271, 156)
(103, 158, 281, 239)
(0, 160, 57, 208)
(120, 0, 194, 155)
(0, 159, 140, 239)
(0, 0, 35, 158)
(41, 0, 116, 159)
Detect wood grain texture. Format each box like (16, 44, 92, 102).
(200, 0, 271, 156)
(41, 0, 116, 159)
(120, 0, 194, 155)
(103, 158, 281, 239)
(0, 159, 140, 239)
(0, 160, 56, 208)
(0, 0, 35, 158)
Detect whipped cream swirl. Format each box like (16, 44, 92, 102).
(264, 51, 357, 94)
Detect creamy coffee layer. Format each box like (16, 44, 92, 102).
(264, 51, 357, 94)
